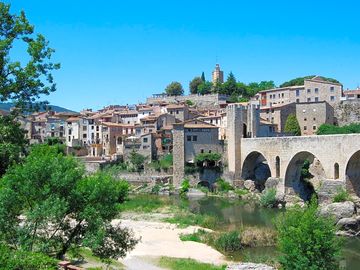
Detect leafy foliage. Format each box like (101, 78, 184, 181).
(189, 77, 203, 94)
(276, 198, 342, 270)
(316, 123, 360, 135)
(0, 2, 60, 113)
(333, 187, 351, 203)
(129, 150, 147, 172)
(0, 244, 57, 270)
(180, 178, 190, 195)
(0, 115, 28, 176)
(280, 76, 339, 88)
(165, 81, 184, 96)
(215, 178, 234, 192)
(301, 159, 312, 179)
(195, 152, 222, 164)
(260, 188, 277, 208)
(284, 113, 301, 136)
(0, 144, 137, 260)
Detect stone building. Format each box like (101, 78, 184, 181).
(212, 63, 224, 83)
(257, 76, 342, 108)
(172, 119, 223, 186)
(296, 101, 334, 135)
(259, 103, 296, 133)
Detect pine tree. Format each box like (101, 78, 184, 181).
(284, 113, 301, 136)
(201, 72, 206, 82)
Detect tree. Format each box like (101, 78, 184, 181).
(201, 72, 206, 82)
(276, 198, 342, 270)
(197, 81, 212, 95)
(284, 113, 301, 136)
(0, 115, 28, 176)
(0, 144, 138, 260)
(280, 76, 339, 88)
(189, 77, 203, 94)
(222, 72, 238, 95)
(0, 2, 60, 113)
(0, 2, 59, 176)
(212, 81, 223, 94)
(165, 81, 184, 96)
(129, 150, 147, 172)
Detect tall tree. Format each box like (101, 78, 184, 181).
(201, 72, 206, 82)
(165, 81, 184, 96)
(197, 81, 212, 95)
(0, 2, 60, 113)
(0, 2, 59, 176)
(189, 77, 203, 94)
(0, 144, 138, 260)
(284, 113, 301, 136)
(222, 72, 238, 95)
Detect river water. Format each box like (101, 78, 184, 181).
(170, 196, 360, 270)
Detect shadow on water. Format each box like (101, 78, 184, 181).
(168, 195, 360, 270)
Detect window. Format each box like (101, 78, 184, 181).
(334, 163, 339, 179)
(330, 86, 334, 92)
(201, 149, 204, 153)
(296, 98, 300, 103)
(83, 126, 87, 131)
(281, 93, 284, 98)
(296, 89, 300, 96)
(307, 98, 311, 102)
(313, 125, 317, 130)
(68, 136, 71, 141)
(307, 89, 311, 93)
(315, 88, 319, 94)
(315, 97, 319, 102)
(275, 156, 280, 178)
(176, 110, 179, 114)
(193, 135, 197, 141)
(304, 126, 307, 130)
(313, 117, 316, 121)
(187, 135, 191, 141)
(83, 134, 87, 138)
(143, 137, 148, 143)
(304, 118, 307, 121)
(330, 96, 335, 101)
(209, 150, 212, 153)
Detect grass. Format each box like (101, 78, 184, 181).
(67, 247, 124, 269)
(117, 194, 170, 213)
(214, 231, 242, 253)
(333, 187, 351, 203)
(158, 257, 226, 270)
(179, 229, 210, 242)
(164, 211, 219, 229)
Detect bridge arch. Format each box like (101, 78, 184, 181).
(284, 151, 326, 201)
(345, 150, 360, 197)
(241, 151, 271, 191)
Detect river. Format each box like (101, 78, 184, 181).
(168, 195, 360, 270)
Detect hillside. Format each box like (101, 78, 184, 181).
(0, 103, 77, 113)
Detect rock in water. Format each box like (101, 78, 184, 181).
(319, 201, 355, 222)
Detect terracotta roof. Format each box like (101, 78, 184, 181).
(344, 89, 360, 95)
(67, 117, 80, 122)
(102, 122, 134, 128)
(167, 104, 186, 109)
(184, 123, 218, 129)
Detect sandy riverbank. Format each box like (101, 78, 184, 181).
(112, 216, 228, 269)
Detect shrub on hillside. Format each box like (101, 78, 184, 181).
(215, 178, 234, 192)
(333, 187, 351, 203)
(180, 178, 191, 195)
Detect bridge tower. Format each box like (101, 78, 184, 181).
(226, 104, 244, 180)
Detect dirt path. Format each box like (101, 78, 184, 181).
(114, 218, 228, 268)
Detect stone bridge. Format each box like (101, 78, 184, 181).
(235, 134, 360, 198)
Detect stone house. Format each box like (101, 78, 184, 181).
(256, 76, 342, 108)
(260, 103, 296, 133)
(296, 101, 334, 135)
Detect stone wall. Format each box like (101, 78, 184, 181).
(172, 124, 185, 187)
(334, 100, 360, 126)
(146, 93, 229, 108)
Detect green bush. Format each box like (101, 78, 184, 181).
(151, 184, 162, 194)
(184, 164, 199, 175)
(180, 178, 190, 195)
(260, 188, 277, 208)
(165, 212, 218, 229)
(317, 123, 360, 135)
(214, 231, 242, 253)
(333, 187, 351, 203)
(158, 257, 226, 270)
(195, 152, 222, 164)
(276, 198, 342, 270)
(216, 178, 234, 192)
(0, 244, 57, 270)
(284, 113, 301, 136)
(234, 188, 249, 198)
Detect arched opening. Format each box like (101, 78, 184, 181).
(243, 123, 248, 138)
(346, 151, 360, 197)
(197, 181, 210, 190)
(275, 156, 280, 178)
(334, 163, 339, 179)
(241, 151, 271, 191)
(285, 151, 325, 202)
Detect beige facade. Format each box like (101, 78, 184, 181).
(258, 76, 342, 108)
(296, 101, 334, 135)
(259, 103, 296, 133)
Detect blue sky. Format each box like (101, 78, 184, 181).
(6, 0, 360, 111)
